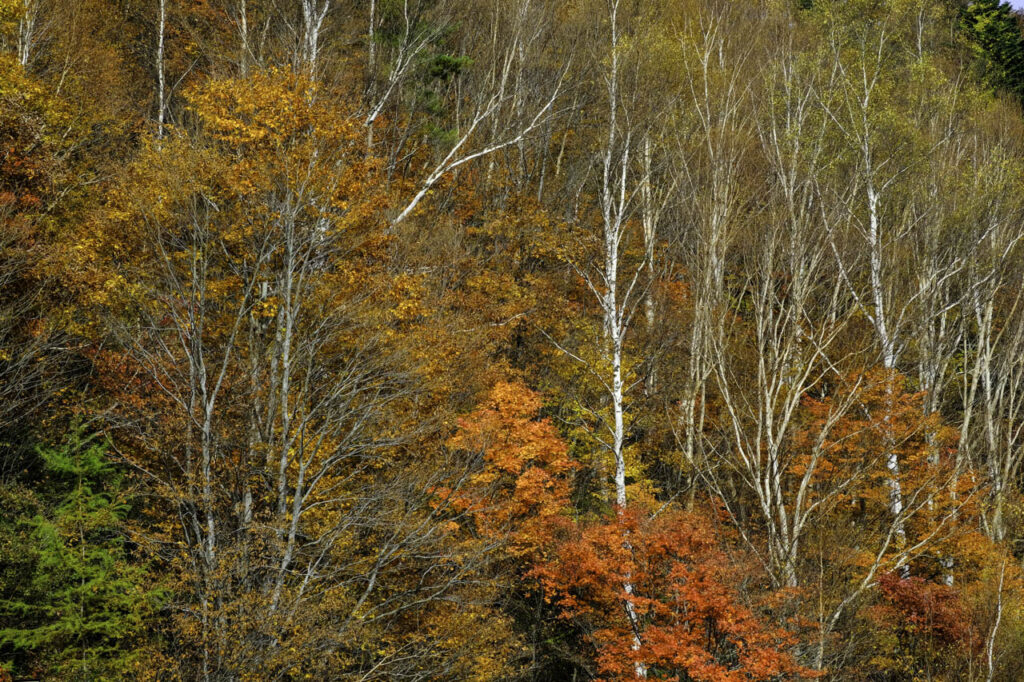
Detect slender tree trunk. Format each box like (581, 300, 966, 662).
(864, 157, 908, 569)
(601, 3, 644, 675)
(986, 561, 1007, 682)
(239, 0, 249, 75)
(157, 0, 166, 139)
(17, 0, 37, 67)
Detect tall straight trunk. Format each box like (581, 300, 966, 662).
(601, 3, 644, 675)
(239, 0, 249, 75)
(156, 0, 166, 139)
(17, 0, 37, 67)
(368, 0, 376, 75)
(864, 156, 908, 564)
(640, 135, 657, 394)
(986, 561, 1007, 681)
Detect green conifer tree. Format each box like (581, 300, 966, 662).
(0, 425, 162, 680)
(960, 0, 1024, 103)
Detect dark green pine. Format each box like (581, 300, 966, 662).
(961, 0, 1024, 103)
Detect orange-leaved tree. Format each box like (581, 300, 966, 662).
(536, 508, 807, 682)
(445, 380, 576, 559)
(448, 381, 805, 681)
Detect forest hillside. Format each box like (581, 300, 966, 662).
(4, 0, 1024, 679)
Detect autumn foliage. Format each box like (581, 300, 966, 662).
(5, 0, 1024, 680)
(537, 509, 805, 682)
(447, 382, 804, 681)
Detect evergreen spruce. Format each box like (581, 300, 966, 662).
(0, 425, 162, 680)
(960, 0, 1024, 102)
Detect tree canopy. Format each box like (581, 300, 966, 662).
(3, 0, 1024, 680)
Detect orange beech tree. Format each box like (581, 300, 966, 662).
(534, 508, 807, 682)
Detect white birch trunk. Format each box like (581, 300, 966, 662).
(157, 0, 166, 139)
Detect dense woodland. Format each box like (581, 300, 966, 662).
(6, 0, 1024, 679)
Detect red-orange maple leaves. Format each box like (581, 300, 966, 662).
(449, 381, 806, 681)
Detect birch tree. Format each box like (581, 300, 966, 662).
(388, 0, 566, 226)
(819, 0, 926, 554)
(707, 39, 854, 590)
(547, 1, 652, 674)
(956, 114, 1024, 544)
(669, 0, 760, 500)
